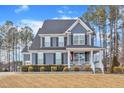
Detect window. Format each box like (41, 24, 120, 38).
(24, 54, 30, 61)
(38, 52, 43, 64)
(58, 36, 64, 47)
(73, 53, 85, 64)
(56, 52, 61, 64)
(44, 36, 50, 47)
(73, 34, 85, 45)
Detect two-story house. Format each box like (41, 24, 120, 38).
(22, 17, 104, 73)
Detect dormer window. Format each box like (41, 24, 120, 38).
(73, 34, 85, 45)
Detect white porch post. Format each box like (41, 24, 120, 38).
(99, 50, 104, 74)
(90, 50, 95, 74)
(30, 53, 32, 65)
(67, 50, 71, 68)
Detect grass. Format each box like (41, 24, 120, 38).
(0, 74, 124, 88)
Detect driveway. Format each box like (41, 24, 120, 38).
(0, 72, 16, 76)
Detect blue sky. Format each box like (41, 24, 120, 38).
(0, 5, 88, 34)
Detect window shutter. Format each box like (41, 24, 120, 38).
(42, 37, 44, 47)
(71, 34, 73, 45)
(62, 53, 64, 64)
(85, 34, 87, 45)
(54, 53, 56, 64)
(43, 53, 45, 64)
(51, 37, 53, 47)
(56, 37, 58, 46)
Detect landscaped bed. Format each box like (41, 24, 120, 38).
(0, 73, 123, 88)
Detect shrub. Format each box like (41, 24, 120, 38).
(121, 67, 124, 73)
(113, 67, 122, 73)
(110, 56, 120, 73)
(40, 66, 45, 72)
(45, 65, 51, 71)
(0, 68, 3, 72)
(63, 67, 69, 72)
(82, 65, 92, 71)
(28, 66, 33, 72)
(72, 66, 80, 71)
(51, 66, 57, 71)
(21, 66, 28, 72)
(57, 65, 65, 71)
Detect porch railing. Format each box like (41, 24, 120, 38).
(71, 61, 90, 65)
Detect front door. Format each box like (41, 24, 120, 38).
(73, 53, 85, 65)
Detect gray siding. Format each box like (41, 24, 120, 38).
(71, 23, 87, 33)
(45, 53, 54, 64)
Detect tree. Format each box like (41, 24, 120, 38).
(119, 6, 124, 66)
(19, 26, 33, 65)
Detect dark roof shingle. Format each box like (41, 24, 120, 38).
(38, 20, 76, 34)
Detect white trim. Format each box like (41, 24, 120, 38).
(29, 50, 67, 52)
(38, 34, 65, 37)
(67, 51, 71, 68)
(89, 34, 91, 45)
(90, 50, 95, 74)
(66, 48, 104, 52)
(65, 18, 94, 33)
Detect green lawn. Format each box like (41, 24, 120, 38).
(0, 73, 123, 88)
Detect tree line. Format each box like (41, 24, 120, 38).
(0, 21, 33, 71)
(82, 5, 124, 72)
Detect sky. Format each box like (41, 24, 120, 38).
(0, 5, 88, 34)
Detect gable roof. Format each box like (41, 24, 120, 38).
(38, 19, 76, 34)
(23, 18, 94, 51)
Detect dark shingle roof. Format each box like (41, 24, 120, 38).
(22, 46, 28, 52)
(29, 19, 95, 51)
(38, 20, 76, 34)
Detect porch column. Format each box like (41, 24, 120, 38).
(67, 50, 71, 68)
(90, 50, 95, 74)
(99, 50, 104, 74)
(30, 53, 32, 65)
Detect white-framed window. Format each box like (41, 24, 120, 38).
(58, 36, 64, 47)
(38, 52, 43, 64)
(24, 54, 30, 61)
(56, 52, 62, 64)
(73, 34, 85, 45)
(44, 36, 50, 47)
(73, 53, 85, 64)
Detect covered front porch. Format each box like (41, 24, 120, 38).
(66, 47, 104, 73)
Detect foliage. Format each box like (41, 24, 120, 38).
(110, 56, 120, 73)
(113, 66, 122, 73)
(28, 66, 33, 72)
(20, 65, 67, 72)
(82, 65, 92, 71)
(51, 66, 57, 71)
(40, 66, 45, 72)
(63, 67, 69, 72)
(72, 66, 80, 71)
(21, 66, 28, 72)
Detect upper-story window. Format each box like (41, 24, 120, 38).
(58, 36, 64, 47)
(44, 36, 50, 47)
(73, 34, 85, 45)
